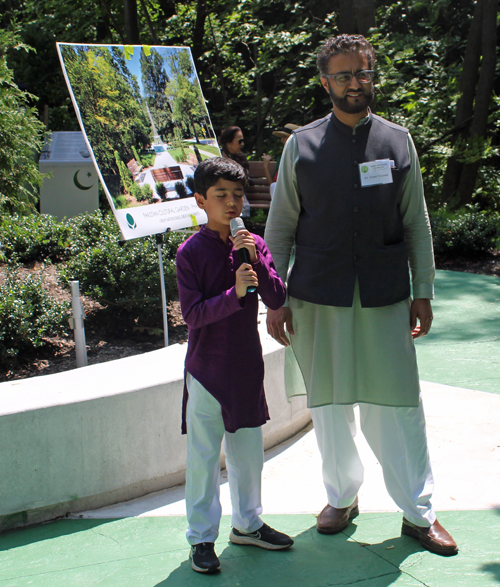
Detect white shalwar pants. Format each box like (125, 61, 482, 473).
(185, 373, 264, 545)
(311, 398, 436, 527)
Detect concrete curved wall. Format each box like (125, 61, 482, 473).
(0, 326, 309, 532)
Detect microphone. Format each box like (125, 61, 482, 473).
(230, 217, 257, 293)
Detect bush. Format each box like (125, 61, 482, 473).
(61, 211, 187, 328)
(430, 208, 500, 258)
(0, 213, 71, 262)
(0, 264, 69, 368)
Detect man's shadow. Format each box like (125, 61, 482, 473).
(153, 521, 423, 587)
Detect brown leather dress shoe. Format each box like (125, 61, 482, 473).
(316, 497, 359, 534)
(401, 518, 458, 556)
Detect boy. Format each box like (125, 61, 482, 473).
(176, 157, 293, 574)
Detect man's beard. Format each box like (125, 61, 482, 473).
(328, 85, 374, 114)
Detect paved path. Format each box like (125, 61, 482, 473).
(1, 270, 499, 586)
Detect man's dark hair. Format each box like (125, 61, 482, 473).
(317, 34, 376, 75)
(194, 157, 247, 198)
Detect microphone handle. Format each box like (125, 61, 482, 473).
(237, 248, 257, 293)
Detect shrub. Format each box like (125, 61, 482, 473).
(0, 264, 69, 368)
(61, 211, 187, 328)
(155, 181, 168, 201)
(430, 208, 500, 258)
(141, 183, 153, 203)
(175, 181, 189, 199)
(0, 213, 71, 262)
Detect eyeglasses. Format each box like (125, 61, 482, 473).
(238, 138, 244, 144)
(323, 70, 374, 86)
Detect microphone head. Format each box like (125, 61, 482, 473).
(230, 217, 246, 238)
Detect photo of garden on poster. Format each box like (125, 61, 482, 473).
(57, 43, 217, 239)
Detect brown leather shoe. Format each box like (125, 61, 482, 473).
(401, 518, 458, 556)
(316, 497, 359, 534)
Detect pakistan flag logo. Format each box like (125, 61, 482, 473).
(361, 165, 369, 173)
(126, 213, 137, 230)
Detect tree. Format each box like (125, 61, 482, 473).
(443, 0, 498, 208)
(0, 31, 45, 213)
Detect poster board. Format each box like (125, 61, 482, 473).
(57, 43, 217, 240)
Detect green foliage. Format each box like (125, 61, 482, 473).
(430, 208, 500, 258)
(140, 183, 154, 203)
(155, 181, 168, 200)
(0, 213, 71, 262)
(174, 181, 189, 198)
(131, 145, 142, 167)
(0, 264, 69, 368)
(60, 211, 187, 328)
(0, 30, 46, 214)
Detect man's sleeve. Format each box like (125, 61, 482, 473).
(264, 134, 301, 290)
(400, 134, 435, 299)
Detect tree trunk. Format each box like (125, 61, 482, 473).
(454, 0, 498, 208)
(192, 0, 208, 63)
(441, 0, 483, 204)
(338, 0, 356, 33)
(354, 0, 376, 35)
(124, 0, 141, 44)
(254, 44, 263, 157)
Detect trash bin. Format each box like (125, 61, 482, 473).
(39, 131, 99, 220)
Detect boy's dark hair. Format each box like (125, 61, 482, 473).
(194, 157, 247, 198)
(317, 34, 376, 75)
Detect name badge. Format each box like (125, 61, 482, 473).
(359, 159, 394, 187)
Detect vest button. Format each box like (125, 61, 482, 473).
(353, 207, 359, 212)
(354, 231, 359, 237)
(352, 139, 357, 144)
(353, 160, 358, 165)
(354, 254, 359, 261)
(353, 184, 359, 189)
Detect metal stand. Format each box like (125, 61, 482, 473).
(69, 280, 88, 367)
(156, 232, 169, 347)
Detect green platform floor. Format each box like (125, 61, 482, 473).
(2, 270, 500, 586)
(1, 512, 499, 587)
(415, 270, 500, 394)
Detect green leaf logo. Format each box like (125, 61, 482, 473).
(126, 213, 137, 230)
(361, 165, 369, 173)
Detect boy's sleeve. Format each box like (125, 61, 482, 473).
(251, 237, 286, 310)
(176, 247, 244, 329)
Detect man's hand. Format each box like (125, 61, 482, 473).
(235, 263, 258, 298)
(267, 307, 294, 347)
(230, 229, 257, 262)
(410, 298, 433, 339)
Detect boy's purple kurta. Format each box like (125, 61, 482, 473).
(176, 225, 286, 433)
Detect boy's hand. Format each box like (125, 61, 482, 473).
(230, 229, 257, 263)
(235, 263, 258, 298)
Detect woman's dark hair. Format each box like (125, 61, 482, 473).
(194, 157, 247, 198)
(219, 126, 242, 151)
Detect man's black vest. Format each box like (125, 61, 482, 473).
(290, 112, 412, 308)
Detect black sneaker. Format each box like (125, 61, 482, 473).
(190, 542, 220, 573)
(229, 523, 294, 550)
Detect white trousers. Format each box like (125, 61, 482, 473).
(185, 373, 264, 545)
(311, 399, 436, 527)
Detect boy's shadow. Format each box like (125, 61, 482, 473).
(154, 522, 423, 587)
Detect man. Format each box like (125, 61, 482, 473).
(264, 34, 458, 556)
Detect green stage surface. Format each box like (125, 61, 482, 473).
(415, 270, 500, 394)
(1, 512, 499, 587)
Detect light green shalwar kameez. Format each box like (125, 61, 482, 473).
(265, 119, 435, 409)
